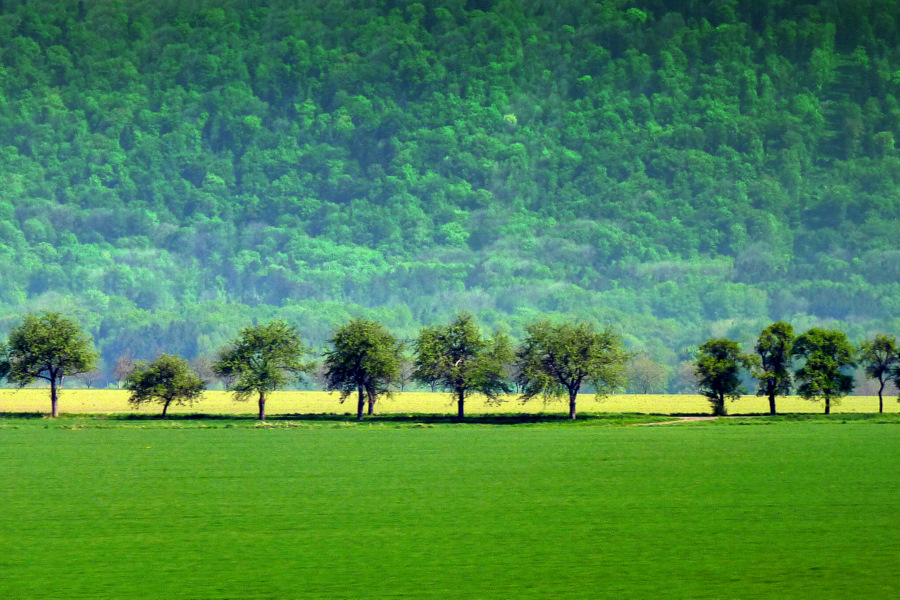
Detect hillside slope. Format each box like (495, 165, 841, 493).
(1, 0, 900, 379)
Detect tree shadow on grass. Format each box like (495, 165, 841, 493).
(0, 412, 49, 419)
(100, 412, 662, 425)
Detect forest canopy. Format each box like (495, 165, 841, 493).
(1, 0, 900, 386)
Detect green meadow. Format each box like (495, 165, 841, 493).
(1, 415, 898, 599)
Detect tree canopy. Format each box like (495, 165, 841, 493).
(323, 318, 402, 419)
(857, 334, 899, 413)
(751, 321, 795, 415)
(125, 353, 206, 417)
(413, 313, 511, 421)
(794, 328, 856, 414)
(517, 321, 627, 420)
(214, 321, 315, 420)
(695, 338, 749, 416)
(1, 1, 900, 376)
(6, 312, 98, 417)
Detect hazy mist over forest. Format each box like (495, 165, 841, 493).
(1, 0, 900, 389)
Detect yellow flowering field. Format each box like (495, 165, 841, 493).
(1, 388, 896, 416)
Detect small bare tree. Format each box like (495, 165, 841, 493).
(79, 362, 104, 389)
(113, 352, 135, 389)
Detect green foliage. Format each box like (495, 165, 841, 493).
(695, 338, 749, 416)
(323, 318, 402, 419)
(124, 353, 206, 417)
(857, 333, 900, 412)
(751, 321, 795, 414)
(517, 321, 627, 419)
(794, 328, 857, 413)
(413, 313, 512, 420)
(6, 312, 98, 417)
(0, 1, 899, 368)
(214, 321, 315, 420)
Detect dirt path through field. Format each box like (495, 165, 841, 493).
(636, 415, 766, 426)
(636, 416, 719, 426)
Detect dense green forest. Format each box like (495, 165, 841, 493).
(1, 0, 900, 389)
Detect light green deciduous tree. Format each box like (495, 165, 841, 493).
(517, 321, 627, 420)
(214, 321, 315, 421)
(125, 354, 206, 418)
(323, 319, 403, 420)
(6, 312, 98, 418)
(413, 313, 512, 421)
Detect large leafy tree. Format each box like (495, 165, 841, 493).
(695, 338, 750, 416)
(413, 313, 512, 421)
(214, 321, 315, 421)
(6, 312, 98, 418)
(124, 354, 206, 418)
(793, 328, 856, 414)
(516, 321, 627, 420)
(323, 319, 403, 420)
(857, 334, 899, 413)
(751, 322, 795, 415)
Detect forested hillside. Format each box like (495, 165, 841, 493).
(2, 0, 900, 385)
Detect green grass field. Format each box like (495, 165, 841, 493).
(1, 415, 898, 599)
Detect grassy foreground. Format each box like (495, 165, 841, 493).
(1, 416, 898, 599)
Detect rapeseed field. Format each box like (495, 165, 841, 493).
(1, 388, 896, 415)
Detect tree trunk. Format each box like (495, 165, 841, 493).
(367, 397, 375, 416)
(878, 380, 885, 414)
(569, 390, 577, 420)
(713, 393, 726, 416)
(357, 384, 365, 421)
(258, 391, 266, 421)
(824, 397, 830, 415)
(457, 390, 465, 422)
(768, 391, 776, 415)
(162, 401, 169, 418)
(50, 376, 59, 418)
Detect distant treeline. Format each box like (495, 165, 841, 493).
(2, 1, 900, 373)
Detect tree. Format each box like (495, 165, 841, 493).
(124, 354, 206, 418)
(113, 352, 134, 389)
(516, 321, 627, 420)
(323, 319, 403, 420)
(793, 328, 856, 414)
(78, 361, 104, 389)
(214, 321, 315, 421)
(626, 355, 669, 393)
(398, 355, 415, 392)
(6, 312, 98, 417)
(413, 313, 512, 421)
(857, 334, 899, 413)
(751, 321, 795, 415)
(695, 338, 749, 416)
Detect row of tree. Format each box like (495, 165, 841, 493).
(696, 322, 900, 415)
(0, 311, 626, 421)
(3, 312, 896, 420)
